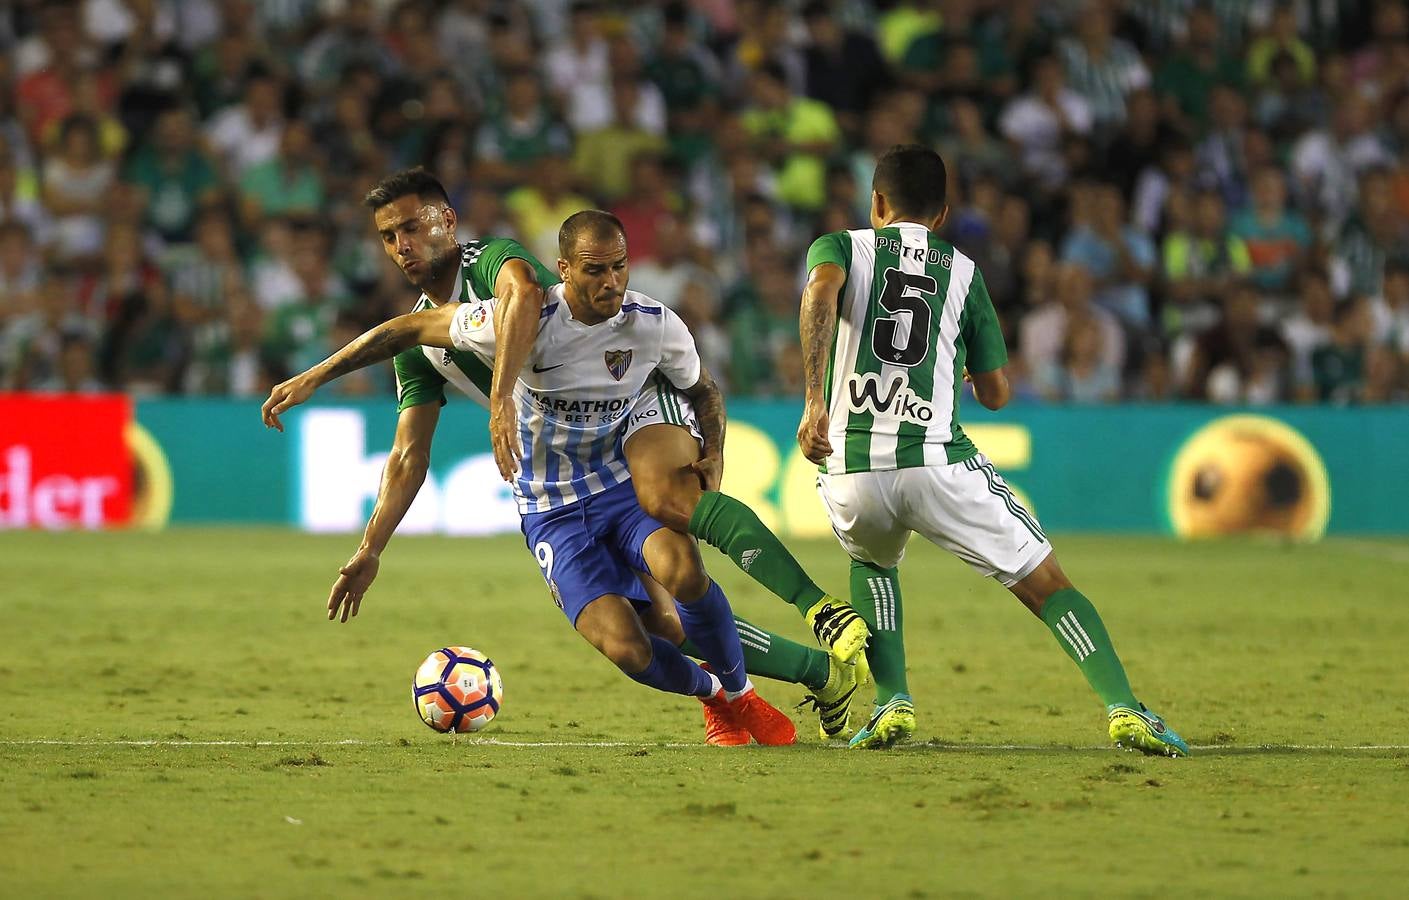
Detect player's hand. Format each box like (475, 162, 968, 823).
(489, 396, 522, 482)
(690, 453, 723, 492)
(797, 404, 832, 464)
(327, 547, 380, 623)
(261, 371, 320, 432)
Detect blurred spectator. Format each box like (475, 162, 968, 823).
(1331, 169, 1409, 300)
(263, 228, 351, 376)
(1153, 3, 1243, 133)
(204, 67, 285, 179)
(647, 2, 724, 123)
(611, 154, 682, 264)
(40, 115, 115, 264)
(164, 206, 245, 332)
(628, 214, 714, 310)
(1033, 313, 1121, 403)
(1060, 182, 1157, 328)
(123, 105, 221, 245)
(1380, 262, 1409, 359)
(182, 286, 269, 396)
(801, 1, 890, 139)
(573, 77, 670, 203)
(80, 222, 172, 389)
(1229, 165, 1313, 296)
(0, 139, 49, 242)
(1181, 281, 1291, 404)
(1020, 262, 1127, 381)
(0, 221, 41, 316)
(1161, 189, 1252, 333)
(1281, 268, 1336, 393)
(2, 273, 99, 390)
(1291, 90, 1392, 231)
(937, 97, 1014, 190)
(727, 258, 804, 397)
(675, 278, 730, 389)
(474, 69, 572, 190)
(299, 0, 395, 96)
(545, 1, 612, 133)
(40, 331, 104, 393)
(1194, 84, 1255, 209)
(1057, 1, 1151, 133)
(740, 62, 841, 212)
(1247, 4, 1316, 87)
(505, 154, 593, 265)
(1103, 88, 1176, 198)
(1253, 49, 1326, 146)
(1311, 295, 1374, 404)
(999, 55, 1094, 192)
(239, 119, 326, 223)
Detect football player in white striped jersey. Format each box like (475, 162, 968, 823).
(259, 180, 851, 741)
(796, 145, 1188, 755)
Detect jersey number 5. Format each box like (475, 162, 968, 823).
(873, 268, 936, 367)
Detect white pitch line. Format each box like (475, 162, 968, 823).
(1, 739, 1407, 751)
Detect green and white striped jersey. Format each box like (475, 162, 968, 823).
(806, 223, 1007, 475)
(392, 238, 559, 412)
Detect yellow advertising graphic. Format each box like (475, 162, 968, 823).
(1167, 415, 1330, 541)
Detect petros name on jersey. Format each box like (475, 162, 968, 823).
(845, 371, 936, 424)
(524, 388, 632, 426)
(875, 234, 954, 269)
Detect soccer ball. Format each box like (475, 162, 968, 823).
(413, 646, 503, 733)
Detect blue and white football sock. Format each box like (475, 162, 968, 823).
(628, 635, 716, 697)
(674, 581, 748, 693)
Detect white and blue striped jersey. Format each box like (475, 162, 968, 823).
(449, 283, 702, 513)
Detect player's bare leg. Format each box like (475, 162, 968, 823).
(640, 529, 797, 745)
(573, 593, 718, 698)
(626, 422, 870, 668)
(1008, 554, 1189, 756)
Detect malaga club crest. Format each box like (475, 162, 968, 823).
(604, 349, 633, 381)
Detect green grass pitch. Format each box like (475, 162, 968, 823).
(2, 529, 1408, 898)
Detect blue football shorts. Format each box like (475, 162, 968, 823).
(520, 479, 669, 626)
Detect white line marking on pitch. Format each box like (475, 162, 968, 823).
(1, 739, 1407, 751)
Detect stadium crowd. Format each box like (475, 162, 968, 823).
(2, 0, 1408, 404)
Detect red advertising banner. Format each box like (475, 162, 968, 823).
(0, 393, 134, 529)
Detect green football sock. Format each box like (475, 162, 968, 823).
(1040, 588, 1139, 710)
(681, 616, 829, 691)
(687, 491, 827, 615)
(850, 560, 908, 702)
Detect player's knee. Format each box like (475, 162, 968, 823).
(666, 565, 711, 605)
(632, 477, 694, 532)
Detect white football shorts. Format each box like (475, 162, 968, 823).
(817, 453, 1052, 586)
(622, 374, 703, 448)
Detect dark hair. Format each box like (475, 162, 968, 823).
(558, 209, 626, 259)
(362, 167, 452, 210)
(872, 144, 948, 219)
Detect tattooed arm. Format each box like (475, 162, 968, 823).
(797, 261, 845, 464)
(261, 304, 459, 431)
(680, 364, 726, 491)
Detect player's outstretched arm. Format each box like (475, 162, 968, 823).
(797, 262, 845, 464)
(328, 402, 440, 623)
(487, 258, 545, 482)
(680, 364, 726, 491)
(261, 304, 459, 431)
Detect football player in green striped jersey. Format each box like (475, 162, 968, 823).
(795, 145, 1188, 756)
(262, 169, 864, 739)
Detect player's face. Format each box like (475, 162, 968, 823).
(560, 232, 629, 323)
(373, 195, 459, 289)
